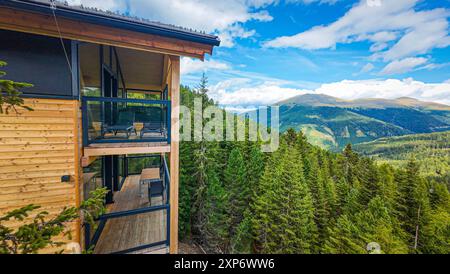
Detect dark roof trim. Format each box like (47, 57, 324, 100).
(0, 0, 221, 47)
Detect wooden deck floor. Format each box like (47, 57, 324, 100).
(94, 174, 167, 254)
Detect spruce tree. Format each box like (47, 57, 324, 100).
(252, 138, 317, 254)
(396, 159, 431, 252)
(325, 197, 408, 254)
(203, 170, 229, 253)
(224, 148, 247, 252)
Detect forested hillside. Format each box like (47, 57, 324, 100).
(274, 94, 450, 151)
(354, 131, 450, 180)
(278, 105, 410, 149)
(179, 80, 450, 254)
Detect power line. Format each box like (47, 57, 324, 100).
(49, 0, 73, 77)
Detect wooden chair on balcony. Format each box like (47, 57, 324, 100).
(102, 111, 137, 138)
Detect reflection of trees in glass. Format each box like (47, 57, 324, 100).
(82, 87, 101, 97)
(83, 158, 104, 201)
(127, 156, 160, 175)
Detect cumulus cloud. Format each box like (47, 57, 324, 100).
(359, 63, 375, 74)
(209, 78, 309, 106)
(67, 0, 345, 47)
(218, 25, 258, 48)
(67, 0, 275, 47)
(380, 57, 428, 75)
(181, 58, 231, 75)
(314, 78, 450, 104)
(265, 0, 450, 73)
(210, 77, 450, 109)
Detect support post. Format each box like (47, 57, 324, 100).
(169, 55, 180, 254)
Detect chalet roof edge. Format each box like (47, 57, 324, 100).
(0, 0, 221, 47)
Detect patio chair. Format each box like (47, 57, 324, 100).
(148, 180, 164, 205)
(140, 107, 164, 138)
(139, 168, 164, 205)
(102, 111, 136, 138)
(140, 121, 165, 138)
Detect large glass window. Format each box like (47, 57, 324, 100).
(82, 158, 103, 201)
(79, 43, 101, 97)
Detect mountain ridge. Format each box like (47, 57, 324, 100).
(273, 94, 450, 151)
(276, 94, 450, 111)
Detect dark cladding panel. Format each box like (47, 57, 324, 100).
(0, 29, 73, 97)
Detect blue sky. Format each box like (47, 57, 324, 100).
(69, 0, 450, 110)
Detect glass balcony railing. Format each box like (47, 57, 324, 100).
(81, 96, 171, 146)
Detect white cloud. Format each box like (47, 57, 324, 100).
(68, 0, 274, 47)
(360, 63, 375, 74)
(67, 0, 345, 47)
(181, 58, 231, 75)
(208, 78, 309, 106)
(380, 57, 428, 75)
(286, 0, 342, 5)
(218, 25, 257, 48)
(209, 77, 450, 107)
(312, 78, 450, 104)
(265, 0, 450, 73)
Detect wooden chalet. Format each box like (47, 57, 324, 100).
(0, 0, 220, 254)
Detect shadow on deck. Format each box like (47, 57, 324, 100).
(93, 175, 168, 254)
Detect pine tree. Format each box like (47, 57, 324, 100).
(224, 148, 247, 252)
(203, 170, 229, 253)
(323, 213, 365, 254)
(377, 164, 398, 208)
(231, 210, 253, 254)
(245, 142, 265, 197)
(325, 197, 408, 254)
(395, 159, 431, 252)
(420, 208, 450, 254)
(252, 139, 317, 254)
(358, 158, 381, 206)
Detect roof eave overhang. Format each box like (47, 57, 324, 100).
(0, 0, 221, 47)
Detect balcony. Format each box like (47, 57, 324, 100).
(82, 96, 171, 157)
(84, 155, 171, 254)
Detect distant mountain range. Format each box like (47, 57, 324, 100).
(274, 94, 450, 151)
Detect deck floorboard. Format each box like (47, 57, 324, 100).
(94, 174, 167, 254)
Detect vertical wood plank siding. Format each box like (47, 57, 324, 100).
(0, 98, 80, 253)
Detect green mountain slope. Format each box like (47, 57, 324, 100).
(279, 105, 411, 150)
(354, 131, 450, 178)
(275, 94, 450, 150)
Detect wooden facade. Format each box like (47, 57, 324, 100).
(0, 0, 218, 254)
(0, 98, 81, 253)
